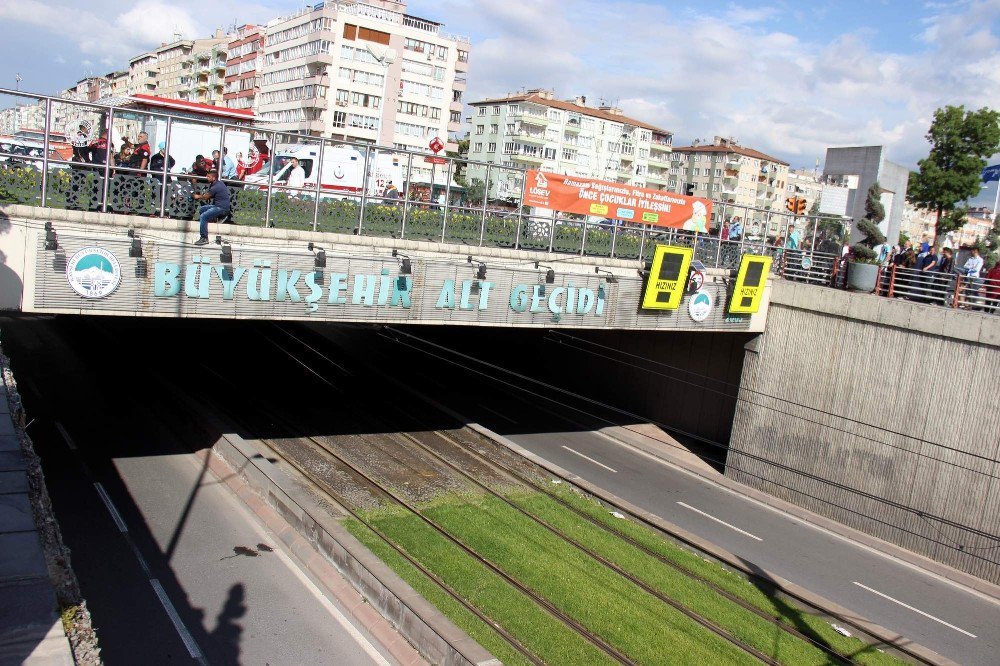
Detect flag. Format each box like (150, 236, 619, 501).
(982, 164, 1000, 182)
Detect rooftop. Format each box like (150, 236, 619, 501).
(672, 143, 789, 166)
(470, 92, 672, 136)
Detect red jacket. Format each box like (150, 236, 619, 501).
(986, 264, 1000, 299)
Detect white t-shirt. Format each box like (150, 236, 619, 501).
(287, 165, 306, 189)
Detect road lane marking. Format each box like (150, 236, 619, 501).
(151, 578, 208, 663)
(55, 422, 77, 450)
(481, 405, 518, 423)
(561, 446, 618, 473)
(852, 582, 977, 638)
(94, 482, 128, 533)
(676, 502, 763, 541)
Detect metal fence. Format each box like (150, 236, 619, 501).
(876, 264, 1000, 311)
(0, 87, 848, 272)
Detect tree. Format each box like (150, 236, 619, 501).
(447, 138, 470, 186)
(852, 182, 887, 262)
(983, 214, 1000, 268)
(908, 105, 1000, 241)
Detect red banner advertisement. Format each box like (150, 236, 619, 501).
(524, 170, 712, 230)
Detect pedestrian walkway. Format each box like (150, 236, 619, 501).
(0, 371, 74, 665)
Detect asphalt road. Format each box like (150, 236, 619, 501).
(1, 316, 391, 666)
(367, 327, 1000, 666)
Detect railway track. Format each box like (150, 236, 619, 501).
(259, 324, 903, 665)
(262, 434, 638, 666)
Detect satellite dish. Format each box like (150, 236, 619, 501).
(366, 44, 397, 65)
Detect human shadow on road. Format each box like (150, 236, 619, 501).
(208, 583, 246, 665)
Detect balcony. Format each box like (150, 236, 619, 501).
(565, 118, 582, 133)
(511, 152, 544, 164)
(513, 131, 546, 145)
(512, 112, 547, 128)
(645, 171, 669, 185)
(726, 159, 740, 171)
(647, 152, 671, 167)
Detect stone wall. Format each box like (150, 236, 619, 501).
(728, 280, 1000, 582)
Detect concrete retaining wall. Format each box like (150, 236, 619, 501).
(729, 280, 1000, 583)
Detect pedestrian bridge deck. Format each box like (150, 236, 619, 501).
(0, 203, 769, 333)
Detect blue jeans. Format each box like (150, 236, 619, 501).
(198, 205, 228, 238)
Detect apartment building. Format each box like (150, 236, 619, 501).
(225, 25, 266, 111)
(128, 52, 159, 95)
(785, 168, 824, 212)
(465, 89, 673, 199)
(257, 0, 469, 154)
(123, 32, 230, 106)
(671, 137, 789, 212)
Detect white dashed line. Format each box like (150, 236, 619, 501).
(561, 446, 618, 473)
(852, 582, 977, 638)
(677, 502, 763, 541)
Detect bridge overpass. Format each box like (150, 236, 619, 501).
(0, 87, 848, 331)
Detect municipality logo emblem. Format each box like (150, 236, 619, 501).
(688, 289, 713, 322)
(67, 247, 121, 299)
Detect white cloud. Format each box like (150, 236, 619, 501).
(422, 0, 1000, 169)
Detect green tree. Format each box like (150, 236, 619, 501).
(908, 105, 1000, 240)
(982, 214, 1000, 268)
(852, 182, 887, 262)
(448, 138, 470, 186)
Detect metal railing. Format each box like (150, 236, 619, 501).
(0, 87, 850, 272)
(876, 264, 1000, 311)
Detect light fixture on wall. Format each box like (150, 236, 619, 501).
(595, 267, 617, 283)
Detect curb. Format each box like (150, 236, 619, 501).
(600, 423, 1000, 604)
(465, 422, 958, 666)
(208, 433, 500, 666)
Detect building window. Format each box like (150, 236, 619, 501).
(478, 107, 487, 116)
(492, 105, 501, 115)
(476, 125, 484, 135)
(543, 147, 556, 160)
(506, 123, 516, 134)
(450, 111, 461, 123)
(332, 111, 346, 128)
(488, 142, 497, 152)
(474, 142, 483, 152)
(490, 124, 498, 134)
(714, 169, 722, 177)
(452, 89, 462, 102)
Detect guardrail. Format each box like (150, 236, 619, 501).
(876, 264, 1000, 311)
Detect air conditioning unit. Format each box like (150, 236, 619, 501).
(427, 52, 433, 61)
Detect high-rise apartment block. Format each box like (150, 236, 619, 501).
(670, 137, 789, 212)
(225, 25, 266, 110)
(257, 0, 469, 151)
(123, 31, 230, 105)
(465, 90, 673, 199)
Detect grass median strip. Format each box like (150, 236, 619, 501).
(542, 481, 906, 666)
(343, 507, 616, 666)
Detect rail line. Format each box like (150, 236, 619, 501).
(263, 434, 639, 666)
(401, 423, 855, 665)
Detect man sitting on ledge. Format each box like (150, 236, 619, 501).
(191, 169, 231, 246)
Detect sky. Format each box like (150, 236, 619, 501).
(2, 0, 999, 204)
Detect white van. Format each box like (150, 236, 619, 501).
(245, 143, 404, 198)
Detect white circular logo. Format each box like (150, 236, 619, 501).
(333, 165, 345, 179)
(801, 255, 814, 270)
(66, 247, 121, 299)
(688, 288, 713, 322)
(66, 118, 95, 148)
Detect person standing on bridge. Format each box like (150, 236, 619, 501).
(192, 170, 230, 246)
(286, 157, 306, 192)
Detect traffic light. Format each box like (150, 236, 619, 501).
(684, 183, 695, 196)
(785, 197, 807, 215)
